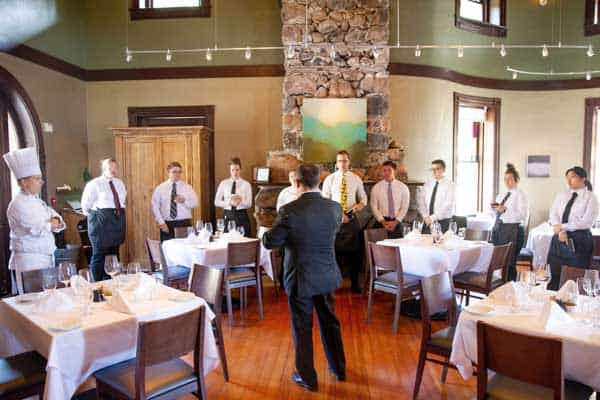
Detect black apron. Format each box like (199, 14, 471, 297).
(88, 208, 126, 248)
(547, 229, 593, 290)
(224, 209, 251, 237)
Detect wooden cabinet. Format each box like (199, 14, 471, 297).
(112, 126, 212, 264)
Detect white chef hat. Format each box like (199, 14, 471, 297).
(3, 147, 42, 179)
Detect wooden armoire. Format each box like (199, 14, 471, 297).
(112, 126, 212, 264)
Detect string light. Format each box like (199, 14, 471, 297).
(512, 71, 518, 80)
(539, 0, 548, 5)
(500, 44, 506, 57)
(329, 44, 336, 60)
(286, 45, 295, 59)
(542, 44, 549, 57)
(205, 48, 212, 61)
(588, 44, 595, 57)
(165, 49, 172, 62)
(414, 44, 421, 57)
(457, 46, 464, 58)
(587, 71, 592, 80)
(244, 46, 252, 60)
(125, 48, 132, 63)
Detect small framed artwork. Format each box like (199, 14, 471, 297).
(526, 155, 551, 178)
(255, 167, 270, 183)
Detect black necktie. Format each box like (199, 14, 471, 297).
(170, 182, 177, 219)
(231, 180, 237, 211)
(429, 181, 439, 216)
(562, 192, 578, 224)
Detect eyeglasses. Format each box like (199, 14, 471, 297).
(170, 170, 182, 174)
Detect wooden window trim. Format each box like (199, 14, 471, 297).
(585, 0, 600, 36)
(455, 0, 507, 37)
(583, 98, 600, 177)
(130, 0, 211, 20)
(453, 92, 501, 211)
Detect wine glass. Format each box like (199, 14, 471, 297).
(187, 226, 195, 237)
(412, 220, 423, 233)
(458, 227, 466, 239)
(78, 269, 91, 282)
(227, 220, 237, 233)
(42, 268, 57, 292)
(58, 262, 76, 288)
(216, 218, 225, 234)
(449, 221, 458, 235)
(581, 277, 593, 297)
(535, 264, 552, 289)
(205, 222, 213, 236)
(237, 226, 245, 237)
(128, 262, 141, 275)
(584, 270, 599, 297)
(403, 225, 411, 237)
(104, 255, 120, 282)
(195, 220, 204, 233)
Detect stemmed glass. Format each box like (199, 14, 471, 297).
(42, 268, 57, 292)
(237, 226, 245, 237)
(534, 264, 552, 290)
(227, 220, 237, 233)
(195, 220, 204, 233)
(403, 225, 411, 237)
(449, 221, 458, 235)
(128, 262, 141, 275)
(412, 220, 423, 233)
(58, 262, 76, 288)
(216, 219, 225, 234)
(104, 255, 120, 285)
(205, 222, 213, 237)
(584, 270, 599, 297)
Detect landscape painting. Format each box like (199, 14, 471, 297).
(302, 98, 367, 164)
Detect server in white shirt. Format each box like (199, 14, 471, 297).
(151, 161, 199, 242)
(489, 163, 529, 281)
(3, 147, 65, 294)
(214, 157, 252, 236)
(322, 150, 367, 293)
(370, 161, 410, 239)
(277, 170, 300, 212)
(81, 158, 127, 281)
(418, 159, 456, 234)
(547, 166, 599, 290)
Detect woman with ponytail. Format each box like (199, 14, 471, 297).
(547, 166, 599, 290)
(490, 163, 529, 281)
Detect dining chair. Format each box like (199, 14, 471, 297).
(559, 265, 588, 291)
(269, 247, 283, 296)
(452, 215, 468, 230)
(95, 306, 207, 400)
(21, 267, 65, 293)
(413, 272, 463, 400)
(453, 243, 512, 306)
(145, 238, 190, 289)
(476, 321, 593, 400)
(0, 351, 47, 400)
(366, 242, 420, 334)
(189, 264, 229, 382)
(173, 226, 190, 239)
(225, 239, 263, 325)
(363, 228, 389, 292)
(464, 228, 491, 242)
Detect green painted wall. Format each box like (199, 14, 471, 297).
(22, 0, 600, 80)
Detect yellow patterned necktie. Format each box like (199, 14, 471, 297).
(340, 173, 347, 213)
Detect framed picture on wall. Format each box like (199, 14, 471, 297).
(526, 155, 551, 178)
(255, 167, 270, 183)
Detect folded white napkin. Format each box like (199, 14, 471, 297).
(404, 230, 421, 241)
(218, 230, 244, 244)
(107, 290, 136, 315)
(187, 229, 210, 245)
(44, 311, 82, 331)
(133, 273, 158, 301)
(488, 282, 529, 307)
(70, 275, 90, 293)
(32, 290, 75, 313)
(556, 280, 579, 304)
(540, 300, 574, 331)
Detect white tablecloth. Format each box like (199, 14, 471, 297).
(526, 223, 600, 265)
(162, 237, 274, 280)
(377, 236, 494, 277)
(450, 296, 600, 390)
(467, 214, 495, 231)
(0, 285, 219, 400)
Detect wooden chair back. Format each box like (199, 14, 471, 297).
(190, 264, 224, 318)
(476, 321, 563, 400)
(226, 239, 260, 268)
(465, 229, 491, 242)
(419, 272, 457, 329)
(452, 216, 467, 230)
(145, 238, 171, 281)
(369, 242, 402, 278)
(559, 265, 586, 289)
(22, 268, 63, 293)
(486, 243, 512, 287)
(174, 227, 189, 239)
(364, 228, 388, 273)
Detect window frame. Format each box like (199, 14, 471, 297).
(583, 98, 600, 187)
(129, 0, 211, 20)
(585, 0, 600, 36)
(455, 0, 507, 37)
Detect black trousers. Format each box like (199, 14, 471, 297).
(224, 209, 251, 237)
(88, 208, 125, 282)
(288, 292, 346, 387)
(547, 229, 594, 290)
(374, 218, 404, 239)
(422, 218, 451, 234)
(492, 223, 524, 281)
(89, 244, 119, 282)
(160, 219, 192, 242)
(335, 218, 362, 288)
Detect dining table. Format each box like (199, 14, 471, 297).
(0, 281, 220, 400)
(525, 222, 600, 265)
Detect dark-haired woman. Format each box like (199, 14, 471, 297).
(547, 167, 599, 290)
(490, 163, 529, 281)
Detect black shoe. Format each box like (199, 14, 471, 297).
(328, 367, 346, 381)
(291, 371, 318, 392)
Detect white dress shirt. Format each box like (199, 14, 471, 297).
(489, 188, 529, 225)
(418, 178, 456, 221)
(322, 170, 367, 209)
(370, 179, 410, 222)
(214, 177, 252, 210)
(81, 175, 127, 215)
(550, 188, 599, 232)
(151, 179, 199, 225)
(276, 185, 299, 211)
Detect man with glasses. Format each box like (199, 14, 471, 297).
(151, 161, 199, 242)
(418, 159, 456, 234)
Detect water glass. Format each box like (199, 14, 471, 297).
(449, 221, 458, 235)
(412, 220, 423, 233)
(581, 277, 593, 297)
(195, 220, 204, 233)
(205, 222, 213, 236)
(104, 256, 120, 280)
(403, 225, 411, 237)
(227, 220, 237, 233)
(584, 270, 599, 297)
(78, 269, 91, 282)
(42, 268, 57, 292)
(58, 262, 76, 287)
(535, 264, 552, 289)
(458, 227, 466, 239)
(517, 270, 535, 289)
(128, 262, 141, 275)
(237, 226, 245, 237)
(216, 218, 225, 233)
(187, 226, 195, 237)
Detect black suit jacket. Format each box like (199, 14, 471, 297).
(262, 192, 343, 298)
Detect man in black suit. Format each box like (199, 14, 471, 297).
(263, 163, 346, 392)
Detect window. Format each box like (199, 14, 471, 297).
(453, 93, 501, 215)
(584, 98, 600, 192)
(130, 0, 211, 20)
(585, 0, 600, 35)
(455, 0, 506, 37)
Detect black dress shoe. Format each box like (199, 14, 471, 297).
(291, 371, 318, 392)
(328, 367, 346, 381)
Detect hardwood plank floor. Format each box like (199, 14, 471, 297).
(183, 283, 476, 400)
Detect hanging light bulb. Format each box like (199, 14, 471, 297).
(414, 44, 421, 57)
(500, 44, 507, 57)
(205, 48, 212, 61)
(457, 46, 464, 58)
(512, 71, 518, 80)
(329, 44, 336, 60)
(539, 0, 548, 5)
(125, 48, 132, 63)
(165, 49, 172, 62)
(587, 71, 592, 81)
(372, 46, 380, 60)
(588, 44, 595, 57)
(245, 46, 252, 60)
(542, 44, 549, 57)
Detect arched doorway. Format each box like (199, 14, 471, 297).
(0, 66, 45, 295)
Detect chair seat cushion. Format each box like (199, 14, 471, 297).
(453, 272, 502, 290)
(0, 351, 46, 395)
(94, 358, 197, 399)
(375, 271, 420, 290)
(228, 267, 255, 283)
(428, 326, 455, 350)
(487, 373, 593, 400)
(168, 265, 191, 281)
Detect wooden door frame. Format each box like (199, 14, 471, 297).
(128, 105, 215, 222)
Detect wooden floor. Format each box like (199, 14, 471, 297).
(182, 282, 476, 400)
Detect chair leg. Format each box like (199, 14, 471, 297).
(392, 289, 402, 334)
(413, 347, 428, 400)
(366, 282, 374, 324)
(196, 374, 208, 400)
(215, 322, 230, 382)
(465, 290, 471, 307)
(256, 273, 264, 320)
(441, 356, 449, 383)
(226, 285, 234, 326)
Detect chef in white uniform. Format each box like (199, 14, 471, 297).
(3, 147, 65, 294)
